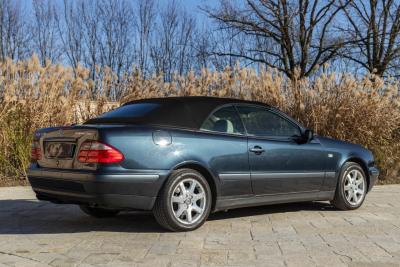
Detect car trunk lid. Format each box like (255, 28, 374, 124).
(35, 126, 99, 170)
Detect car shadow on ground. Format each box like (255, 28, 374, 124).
(0, 199, 335, 235)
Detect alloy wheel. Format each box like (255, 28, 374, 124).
(170, 178, 206, 225)
(343, 169, 366, 206)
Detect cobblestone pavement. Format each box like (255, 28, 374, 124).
(0, 186, 399, 267)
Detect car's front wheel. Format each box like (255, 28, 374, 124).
(80, 205, 120, 218)
(153, 169, 212, 231)
(331, 162, 368, 210)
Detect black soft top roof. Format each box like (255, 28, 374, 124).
(85, 96, 269, 129)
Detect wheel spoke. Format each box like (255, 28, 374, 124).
(192, 192, 205, 201)
(356, 188, 364, 196)
(172, 196, 184, 204)
(346, 190, 353, 201)
(189, 180, 197, 194)
(186, 208, 193, 223)
(353, 192, 358, 203)
(346, 173, 353, 183)
(179, 182, 187, 195)
(175, 204, 186, 217)
(192, 204, 203, 214)
(344, 184, 351, 191)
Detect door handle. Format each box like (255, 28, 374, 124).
(249, 146, 265, 154)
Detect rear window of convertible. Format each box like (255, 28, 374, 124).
(84, 100, 198, 128)
(96, 103, 160, 119)
(84, 102, 163, 125)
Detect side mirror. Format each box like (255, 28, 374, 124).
(303, 129, 314, 142)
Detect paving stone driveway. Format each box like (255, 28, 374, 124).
(0, 186, 400, 267)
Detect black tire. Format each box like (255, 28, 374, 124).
(331, 162, 368, 210)
(80, 205, 120, 218)
(153, 169, 212, 232)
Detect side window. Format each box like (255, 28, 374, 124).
(236, 106, 300, 137)
(201, 106, 245, 135)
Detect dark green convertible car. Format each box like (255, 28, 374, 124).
(28, 96, 379, 231)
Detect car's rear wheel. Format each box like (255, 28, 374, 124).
(153, 169, 212, 231)
(331, 162, 367, 210)
(80, 205, 120, 218)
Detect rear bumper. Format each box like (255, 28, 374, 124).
(28, 166, 169, 210)
(368, 166, 379, 192)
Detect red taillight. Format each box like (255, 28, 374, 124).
(77, 141, 124, 164)
(31, 141, 41, 161)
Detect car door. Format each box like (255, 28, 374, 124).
(236, 105, 326, 195)
(199, 105, 252, 197)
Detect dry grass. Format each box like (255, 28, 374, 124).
(1, 55, 399, 185)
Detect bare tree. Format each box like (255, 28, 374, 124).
(97, 0, 135, 81)
(341, 0, 400, 77)
(79, 0, 100, 80)
(0, 0, 29, 61)
(135, 0, 156, 77)
(31, 0, 60, 65)
(192, 25, 212, 70)
(57, 0, 85, 70)
(7, 0, 399, 82)
(209, 25, 249, 71)
(177, 12, 197, 75)
(150, 1, 197, 81)
(151, 1, 180, 80)
(206, 0, 351, 80)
